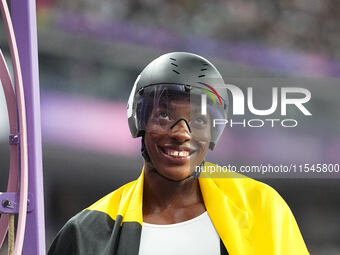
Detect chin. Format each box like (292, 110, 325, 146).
(158, 163, 196, 181)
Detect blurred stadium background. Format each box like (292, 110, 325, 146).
(1, 0, 340, 254)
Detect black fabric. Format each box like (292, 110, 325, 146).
(48, 210, 142, 255)
(116, 222, 142, 254)
(48, 208, 227, 255)
(220, 239, 229, 255)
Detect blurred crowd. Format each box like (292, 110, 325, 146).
(53, 0, 340, 59)
(8, 1, 335, 254)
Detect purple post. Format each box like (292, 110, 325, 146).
(10, 0, 46, 254)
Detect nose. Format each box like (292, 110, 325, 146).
(169, 119, 191, 143)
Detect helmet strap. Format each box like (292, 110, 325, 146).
(141, 132, 151, 163)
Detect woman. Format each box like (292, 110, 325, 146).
(48, 52, 309, 255)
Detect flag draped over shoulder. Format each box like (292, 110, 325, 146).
(48, 162, 310, 255)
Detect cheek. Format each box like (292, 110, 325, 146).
(145, 132, 161, 155)
(193, 140, 210, 159)
(200, 141, 210, 154)
(192, 123, 211, 143)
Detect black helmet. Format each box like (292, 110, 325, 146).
(127, 52, 228, 150)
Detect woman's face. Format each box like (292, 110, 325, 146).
(144, 98, 211, 181)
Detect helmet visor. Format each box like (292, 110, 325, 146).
(134, 84, 227, 148)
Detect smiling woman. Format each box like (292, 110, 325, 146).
(144, 96, 210, 181)
(48, 52, 309, 255)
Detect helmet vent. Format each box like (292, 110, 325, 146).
(171, 63, 178, 67)
(200, 64, 208, 78)
(172, 69, 180, 74)
(170, 57, 176, 61)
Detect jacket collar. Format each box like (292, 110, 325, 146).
(198, 163, 252, 254)
(122, 162, 252, 254)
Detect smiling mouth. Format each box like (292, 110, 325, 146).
(158, 146, 195, 159)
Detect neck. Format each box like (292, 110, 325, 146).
(143, 162, 204, 212)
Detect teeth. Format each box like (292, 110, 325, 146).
(179, 151, 188, 157)
(166, 149, 189, 157)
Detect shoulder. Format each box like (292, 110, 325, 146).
(60, 178, 139, 231)
(202, 162, 288, 213)
(48, 209, 118, 255)
(204, 164, 309, 254)
(55, 179, 137, 229)
(86, 179, 137, 216)
(48, 180, 138, 255)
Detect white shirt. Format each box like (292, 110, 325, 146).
(138, 211, 221, 255)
